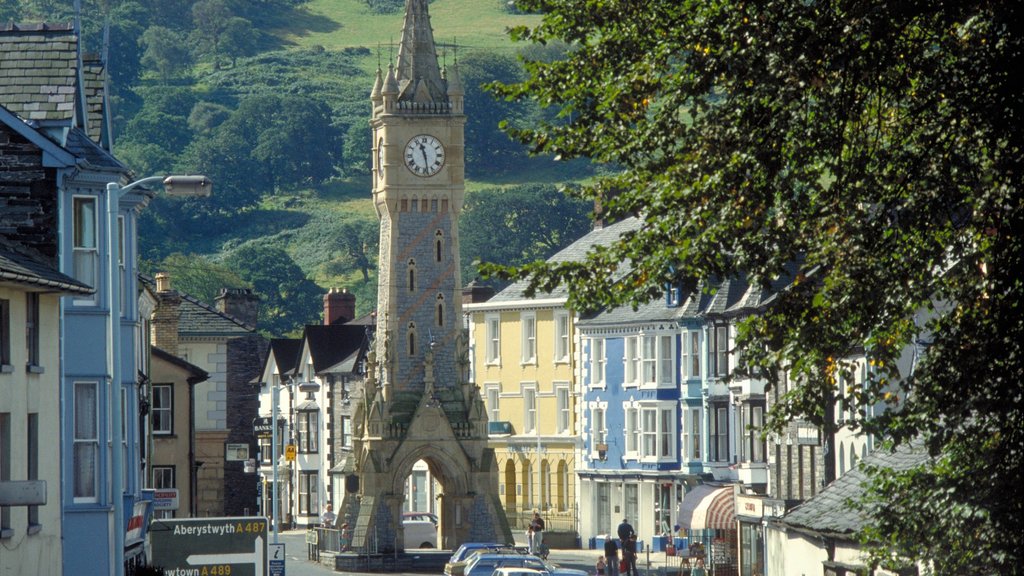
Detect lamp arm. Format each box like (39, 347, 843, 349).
(107, 175, 166, 198)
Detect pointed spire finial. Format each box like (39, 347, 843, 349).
(395, 0, 446, 103)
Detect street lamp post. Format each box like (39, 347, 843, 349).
(107, 175, 210, 576)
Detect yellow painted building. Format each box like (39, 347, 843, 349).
(467, 294, 580, 543)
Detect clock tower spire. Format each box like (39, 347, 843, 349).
(348, 0, 510, 553)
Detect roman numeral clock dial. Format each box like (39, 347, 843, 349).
(405, 134, 445, 177)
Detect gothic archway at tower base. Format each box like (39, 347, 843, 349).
(343, 393, 512, 552)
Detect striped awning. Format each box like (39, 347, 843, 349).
(676, 485, 736, 531)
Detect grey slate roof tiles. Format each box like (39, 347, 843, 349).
(138, 275, 255, 336)
(0, 234, 93, 294)
(0, 24, 79, 122)
(488, 217, 643, 304)
(783, 442, 929, 536)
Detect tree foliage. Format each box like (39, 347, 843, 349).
(143, 252, 247, 305)
(226, 243, 323, 337)
(461, 184, 592, 286)
(490, 1, 1022, 573)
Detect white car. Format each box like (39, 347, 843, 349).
(492, 568, 550, 576)
(403, 518, 438, 548)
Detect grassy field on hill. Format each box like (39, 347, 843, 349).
(277, 0, 539, 54)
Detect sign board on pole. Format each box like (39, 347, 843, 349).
(253, 416, 273, 438)
(151, 516, 268, 576)
(268, 543, 286, 576)
(285, 444, 296, 461)
(152, 488, 180, 510)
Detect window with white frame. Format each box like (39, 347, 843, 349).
(524, 386, 537, 434)
(624, 406, 639, 455)
(341, 416, 352, 448)
(710, 325, 729, 377)
(73, 381, 99, 502)
(659, 334, 674, 384)
(72, 196, 98, 302)
(259, 436, 272, 464)
(152, 384, 173, 434)
(686, 332, 701, 378)
(682, 407, 702, 460)
(485, 315, 501, 364)
(631, 333, 676, 386)
(591, 406, 606, 447)
(153, 466, 175, 489)
(710, 403, 729, 462)
(660, 407, 673, 458)
(485, 385, 500, 422)
(624, 337, 640, 385)
(299, 471, 319, 515)
(742, 402, 766, 463)
(641, 407, 658, 458)
(521, 313, 536, 364)
(554, 312, 570, 363)
(297, 410, 319, 453)
(555, 385, 570, 434)
(642, 335, 657, 384)
(590, 338, 606, 387)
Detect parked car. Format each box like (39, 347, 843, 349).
(492, 568, 550, 576)
(402, 511, 438, 525)
(445, 544, 523, 576)
(403, 519, 437, 548)
(464, 553, 549, 576)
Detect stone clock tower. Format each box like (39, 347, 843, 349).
(342, 0, 512, 554)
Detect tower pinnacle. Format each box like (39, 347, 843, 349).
(395, 0, 446, 103)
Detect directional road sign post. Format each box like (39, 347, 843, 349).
(151, 517, 268, 576)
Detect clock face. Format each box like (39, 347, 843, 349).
(404, 135, 445, 177)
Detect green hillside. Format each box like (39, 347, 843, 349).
(32, 0, 591, 337)
(276, 0, 539, 53)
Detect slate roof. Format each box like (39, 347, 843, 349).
(303, 324, 369, 374)
(0, 235, 93, 294)
(0, 23, 107, 143)
(138, 275, 255, 337)
(783, 441, 929, 536)
(267, 338, 303, 376)
(487, 217, 643, 304)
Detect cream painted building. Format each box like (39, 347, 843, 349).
(467, 293, 581, 543)
(1, 241, 93, 575)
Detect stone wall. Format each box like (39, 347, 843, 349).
(0, 124, 56, 259)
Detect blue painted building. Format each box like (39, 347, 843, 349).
(0, 23, 154, 574)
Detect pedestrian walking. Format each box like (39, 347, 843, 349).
(621, 534, 639, 576)
(604, 536, 620, 576)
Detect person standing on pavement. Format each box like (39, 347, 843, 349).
(616, 519, 638, 576)
(529, 510, 546, 556)
(603, 536, 619, 576)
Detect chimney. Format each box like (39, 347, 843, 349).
(216, 288, 260, 327)
(462, 279, 495, 305)
(323, 288, 356, 325)
(151, 272, 182, 356)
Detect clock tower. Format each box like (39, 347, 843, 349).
(344, 0, 512, 554)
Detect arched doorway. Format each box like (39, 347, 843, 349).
(505, 460, 518, 511)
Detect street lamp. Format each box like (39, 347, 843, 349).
(107, 175, 211, 576)
(271, 375, 319, 543)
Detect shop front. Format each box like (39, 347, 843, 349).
(675, 484, 738, 576)
(735, 494, 765, 576)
